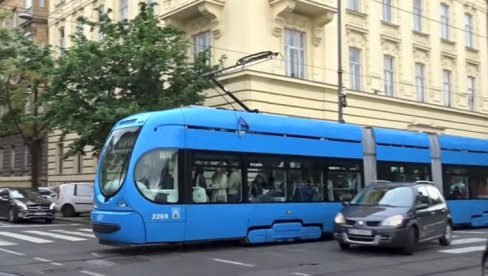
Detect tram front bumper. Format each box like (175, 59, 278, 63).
(91, 209, 146, 245)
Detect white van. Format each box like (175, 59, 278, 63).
(55, 183, 94, 217)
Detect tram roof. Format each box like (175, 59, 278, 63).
(120, 106, 364, 142)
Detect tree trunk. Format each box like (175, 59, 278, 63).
(30, 138, 42, 189)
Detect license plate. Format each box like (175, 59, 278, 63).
(34, 212, 47, 216)
(348, 228, 372, 236)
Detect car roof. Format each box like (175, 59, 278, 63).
(368, 180, 435, 188)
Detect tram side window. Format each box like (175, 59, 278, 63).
(134, 149, 178, 204)
(443, 166, 488, 200)
(377, 163, 431, 182)
(248, 156, 285, 203)
(287, 159, 322, 202)
(192, 153, 242, 203)
(471, 177, 488, 199)
(326, 164, 362, 202)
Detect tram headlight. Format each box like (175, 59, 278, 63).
(334, 212, 345, 225)
(117, 199, 128, 208)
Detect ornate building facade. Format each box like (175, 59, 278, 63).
(46, 0, 488, 185)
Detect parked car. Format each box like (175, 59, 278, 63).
(38, 187, 57, 204)
(334, 180, 452, 255)
(483, 240, 487, 275)
(0, 187, 55, 223)
(56, 182, 94, 217)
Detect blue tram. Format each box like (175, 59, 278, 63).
(91, 106, 488, 245)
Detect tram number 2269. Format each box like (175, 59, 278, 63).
(152, 213, 169, 220)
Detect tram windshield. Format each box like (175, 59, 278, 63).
(99, 127, 141, 199)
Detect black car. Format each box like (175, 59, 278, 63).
(0, 187, 55, 223)
(334, 181, 452, 255)
(482, 241, 487, 276)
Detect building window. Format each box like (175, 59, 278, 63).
(39, 0, 45, 8)
(443, 69, 452, 107)
(57, 143, 63, 174)
(413, 0, 422, 32)
(10, 146, 15, 169)
(24, 145, 28, 169)
(349, 47, 362, 91)
(382, 0, 393, 22)
(59, 27, 65, 53)
(193, 31, 211, 64)
(349, 0, 360, 12)
(465, 13, 473, 48)
(146, 0, 158, 15)
(120, 0, 128, 20)
(467, 76, 475, 110)
(285, 29, 305, 79)
(415, 63, 425, 102)
(77, 153, 83, 174)
(98, 5, 105, 41)
(440, 4, 449, 40)
(384, 55, 395, 97)
(24, 0, 32, 10)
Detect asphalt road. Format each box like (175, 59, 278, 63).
(0, 217, 486, 276)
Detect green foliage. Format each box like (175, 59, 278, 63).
(43, 3, 218, 157)
(0, 28, 53, 140)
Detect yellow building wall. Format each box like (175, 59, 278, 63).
(47, 0, 488, 184)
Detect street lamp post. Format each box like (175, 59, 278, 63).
(337, 0, 345, 123)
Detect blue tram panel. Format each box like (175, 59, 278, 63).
(373, 128, 431, 163)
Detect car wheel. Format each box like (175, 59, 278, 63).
(61, 204, 75, 217)
(401, 227, 417, 255)
(439, 222, 452, 246)
(8, 208, 18, 223)
(338, 241, 350, 250)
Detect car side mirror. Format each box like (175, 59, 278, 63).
(416, 203, 429, 210)
(342, 201, 350, 206)
(0, 194, 8, 200)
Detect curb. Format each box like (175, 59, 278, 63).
(54, 212, 91, 225)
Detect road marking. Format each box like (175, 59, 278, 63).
(23, 230, 86, 241)
(50, 229, 95, 238)
(453, 231, 486, 234)
(33, 257, 63, 266)
(212, 258, 255, 267)
(451, 238, 486, 245)
(292, 273, 310, 276)
(439, 246, 486, 254)
(0, 248, 25, 256)
(80, 270, 107, 276)
(0, 239, 16, 246)
(0, 223, 81, 228)
(78, 228, 93, 233)
(0, 232, 52, 243)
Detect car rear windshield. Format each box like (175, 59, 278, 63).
(351, 186, 414, 207)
